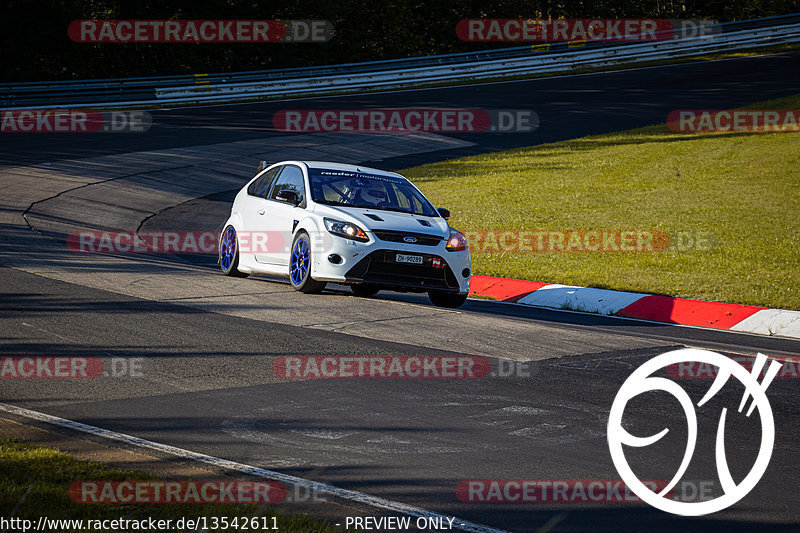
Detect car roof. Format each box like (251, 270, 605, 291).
(283, 160, 405, 178)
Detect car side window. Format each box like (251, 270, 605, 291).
(268, 165, 305, 204)
(247, 166, 282, 198)
(388, 183, 413, 210)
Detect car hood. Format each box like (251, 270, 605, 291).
(313, 205, 449, 236)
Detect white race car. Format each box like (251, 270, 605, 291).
(219, 161, 471, 307)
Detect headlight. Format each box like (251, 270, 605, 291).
(445, 230, 468, 252)
(324, 218, 369, 242)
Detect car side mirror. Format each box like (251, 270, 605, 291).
(257, 161, 269, 172)
(437, 207, 451, 220)
(276, 189, 300, 205)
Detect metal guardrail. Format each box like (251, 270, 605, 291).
(2, 14, 799, 109)
(156, 23, 800, 105)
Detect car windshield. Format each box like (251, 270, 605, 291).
(308, 168, 438, 216)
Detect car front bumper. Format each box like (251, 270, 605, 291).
(311, 234, 471, 293)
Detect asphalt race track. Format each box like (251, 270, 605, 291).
(1, 52, 799, 532)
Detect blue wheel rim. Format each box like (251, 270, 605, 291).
(290, 237, 310, 286)
(220, 226, 237, 271)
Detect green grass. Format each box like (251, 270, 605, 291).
(0, 439, 338, 533)
(404, 94, 800, 310)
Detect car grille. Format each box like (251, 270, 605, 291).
(372, 230, 442, 246)
(346, 250, 459, 290)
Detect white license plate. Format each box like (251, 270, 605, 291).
(396, 254, 423, 264)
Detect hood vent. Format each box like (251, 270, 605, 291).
(417, 219, 431, 227)
(364, 213, 384, 221)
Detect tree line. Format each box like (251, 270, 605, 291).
(1, 0, 797, 82)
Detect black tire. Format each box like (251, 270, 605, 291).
(219, 225, 248, 278)
(351, 284, 381, 298)
(289, 231, 327, 293)
(428, 290, 468, 308)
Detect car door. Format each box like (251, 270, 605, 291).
(257, 164, 308, 266)
(239, 165, 282, 260)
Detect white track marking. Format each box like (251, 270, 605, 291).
(0, 402, 509, 533)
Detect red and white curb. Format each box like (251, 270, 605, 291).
(469, 275, 800, 340)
